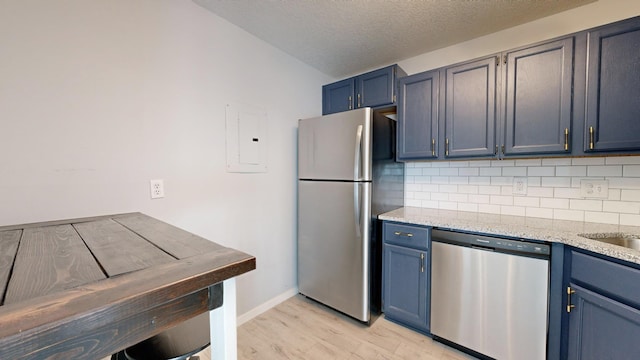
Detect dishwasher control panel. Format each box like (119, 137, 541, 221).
(432, 229, 550, 257)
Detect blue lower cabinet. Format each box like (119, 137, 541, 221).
(565, 250, 640, 359)
(382, 222, 430, 334)
(567, 284, 640, 360)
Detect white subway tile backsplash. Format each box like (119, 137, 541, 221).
(526, 207, 554, 219)
(469, 177, 492, 185)
(469, 194, 490, 204)
(459, 168, 480, 176)
(554, 209, 585, 221)
(620, 214, 640, 226)
(478, 204, 501, 214)
(501, 206, 526, 216)
(606, 156, 640, 165)
(479, 186, 502, 195)
(405, 156, 640, 225)
(587, 165, 623, 177)
(491, 177, 513, 186)
(480, 167, 502, 176)
(450, 176, 470, 184)
(584, 211, 619, 225)
(541, 198, 569, 209)
(542, 158, 572, 166)
(458, 185, 479, 194)
(528, 167, 555, 176)
(491, 160, 515, 167)
(602, 201, 640, 214)
(527, 187, 555, 197)
(556, 166, 586, 177)
(514, 197, 540, 207)
(502, 167, 527, 176)
(440, 168, 459, 176)
(621, 189, 640, 201)
(542, 177, 571, 188)
(515, 159, 542, 166)
(440, 184, 458, 193)
(458, 203, 479, 212)
(572, 157, 605, 165)
(490, 195, 513, 206)
(570, 199, 603, 211)
(623, 165, 640, 177)
(554, 187, 582, 199)
(431, 192, 449, 201)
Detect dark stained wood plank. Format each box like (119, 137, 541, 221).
(4, 225, 106, 304)
(0, 230, 21, 305)
(0, 248, 256, 360)
(73, 219, 176, 277)
(0, 212, 139, 232)
(113, 213, 225, 259)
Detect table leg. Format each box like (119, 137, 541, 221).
(210, 279, 237, 360)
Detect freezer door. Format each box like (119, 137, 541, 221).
(298, 180, 371, 322)
(298, 108, 372, 181)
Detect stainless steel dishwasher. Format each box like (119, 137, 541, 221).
(430, 229, 550, 360)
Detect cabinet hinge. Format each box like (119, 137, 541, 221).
(503, 55, 507, 65)
(496, 56, 500, 66)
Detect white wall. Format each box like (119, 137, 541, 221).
(398, 0, 640, 225)
(0, 0, 332, 317)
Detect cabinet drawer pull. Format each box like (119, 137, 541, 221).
(567, 286, 576, 313)
(348, 96, 353, 110)
(445, 138, 449, 156)
(420, 253, 425, 273)
(393, 231, 413, 237)
(431, 138, 435, 156)
(564, 128, 569, 151)
(357, 93, 361, 108)
(589, 126, 594, 150)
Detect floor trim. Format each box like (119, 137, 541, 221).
(236, 287, 298, 325)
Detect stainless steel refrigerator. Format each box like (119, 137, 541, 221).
(297, 107, 404, 323)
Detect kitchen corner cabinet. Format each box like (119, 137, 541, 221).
(397, 70, 439, 160)
(382, 222, 430, 334)
(322, 65, 406, 115)
(584, 17, 640, 152)
(564, 250, 640, 360)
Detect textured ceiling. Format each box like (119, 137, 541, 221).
(194, 0, 594, 78)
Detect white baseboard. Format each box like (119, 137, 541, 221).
(236, 287, 298, 326)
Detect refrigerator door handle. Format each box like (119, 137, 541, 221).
(354, 125, 363, 181)
(354, 183, 361, 237)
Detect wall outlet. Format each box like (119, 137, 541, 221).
(150, 179, 165, 199)
(580, 179, 608, 199)
(513, 177, 528, 196)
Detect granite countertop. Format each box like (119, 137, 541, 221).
(379, 206, 640, 265)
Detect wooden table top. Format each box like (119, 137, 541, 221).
(0, 213, 255, 359)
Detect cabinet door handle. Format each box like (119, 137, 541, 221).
(431, 138, 436, 156)
(589, 126, 594, 150)
(567, 286, 576, 313)
(420, 253, 425, 273)
(348, 96, 353, 110)
(393, 231, 413, 237)
(564, 128, 569, 151)
(357, 93, 361, 108)
(445, 138, 449, 156)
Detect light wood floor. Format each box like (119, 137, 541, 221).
(232, 294, 475, 360)
(110, 294, 476, 360)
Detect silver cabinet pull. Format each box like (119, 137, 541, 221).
(564, 128, 569, 151)
(348, 96, 353, 110)
(357, 93, 361, 108)
(445, 138, 449, 156)
(393, 231, 413, 237)
(420, 253, 425, 273)
(431, 138, 436, 156)
(589, 126, 594, 150)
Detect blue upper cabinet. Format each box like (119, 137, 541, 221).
(322, 78, 355, 114)
(503, 37, 574, 156)
(397, 70, 440, 160)
(444, 56, 498, 158)
(322, 65, 406, 115)
(584, 17, 640, 152)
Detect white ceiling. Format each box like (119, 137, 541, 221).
(194, 0, 594, 78)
